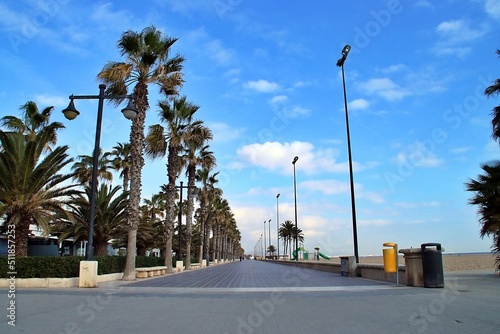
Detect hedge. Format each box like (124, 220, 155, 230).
(0, 256, 166, 278)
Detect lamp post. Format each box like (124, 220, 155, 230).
(263, 220, 267, 259)
(276, 193, 280, 260)
(260, 233, 263, 258)
(337, 44, 359, 264)
(62, 84, 137, 261)
(267, 218, 271, 256)
(292, 156, 299, 261)
(175, 181, 197, 261)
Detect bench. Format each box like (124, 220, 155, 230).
(135, 266, 169, 278)
(190, 263, 201, 269)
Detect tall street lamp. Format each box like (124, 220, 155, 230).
(62, 84, 137, 261)
(175, 181, 197, 261)
(276, 193, 280, 260)
(267, 218, 271, 258)
(263, 220, 267, 259)
(292, 156, 299, 261)
(260, 234, 263, 258)
(337, 44, 359, 264)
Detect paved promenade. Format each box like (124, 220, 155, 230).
(1, 260, 499, 333)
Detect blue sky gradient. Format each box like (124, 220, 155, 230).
(1, 0, 499, 256)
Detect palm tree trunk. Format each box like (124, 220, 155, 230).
(122, 83, 147, 281)
(16, 221, 30, 258)
(164, 227, 174, 273)
(185, 172, 196, 269)
(94, 241, 109, 257)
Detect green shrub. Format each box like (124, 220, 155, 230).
(0, 256, 166, 278)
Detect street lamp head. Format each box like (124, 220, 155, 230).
(121, 99, 138, 120)
(277, 193, 280, 198)
(292, 156, 299, 164)
(336, 44, 351, 67)
(268, 219, 271, 222)
(62, 99, 80, 120)
(341, 44, 351, 57)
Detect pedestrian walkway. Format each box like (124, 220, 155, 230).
(1, 261, 499, 334)
(126, 259, 387, 289)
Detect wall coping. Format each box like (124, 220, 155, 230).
(0, 272, 123, 288)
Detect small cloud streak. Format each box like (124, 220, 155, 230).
(244, 79, 280, 93)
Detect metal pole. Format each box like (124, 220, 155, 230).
(261, 234, 263, 258)
(340, 62, 359, 264)
(268, 219, 271, 256)
(293, 156, 298, 261)
(177, 181, 183, 261)
(276, 194, 280, 260)
(263, 221, 266, 259)
(86, 84, 105, 261)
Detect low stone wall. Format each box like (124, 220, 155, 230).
(0, 273, 123, 288)
(270, 260, 406, 284)
(358, 264, 406, 285)
(272, 260, 342, 274)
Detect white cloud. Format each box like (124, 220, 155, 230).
(208, 122, 244, 142)
(205, 40, 234, 65)
(485, 0, 500, 19)
(393, 142, 444, 168)
(377, 64, 406, 74)
(244, 80, 280, 93)
(34, 94, 66, 107)
(270, 95, 288, 105)
(236, 141, 368, 175)
(434, 20, 486, 57)
(286, 106, 311, 118)
(301, 180, 350, 195)
(358, 78, 408, 101)
(90, 3, 132, 27)
(349, 98, 370, 111)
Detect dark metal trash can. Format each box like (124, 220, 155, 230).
(421, 243, 444, 288)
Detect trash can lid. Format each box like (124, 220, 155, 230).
(421, 243, 442, 251)
(383, 242, 397, 247)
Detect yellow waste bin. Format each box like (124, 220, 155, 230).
(383, 242, 397, 273)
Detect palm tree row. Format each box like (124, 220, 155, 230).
(278, 220, 304, 259)
(0, 26, 243, 277)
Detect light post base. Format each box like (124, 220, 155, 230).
(79, 261, 98, 288)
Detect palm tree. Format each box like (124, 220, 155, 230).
(181, 122, 214, 269)
(197, 171, 221, 263)
(267, 245, 276, 257)
(98, 26, 184, 280)
(60, 184, 128, 256)
(466, 160, 500, 271)
(111, 142, 132, 193)
(0, 131, 78, 257)
(71, 150, 113, 186)
(145, 96, 199, 271)
(485, 49, 500, 141)
(279, 220, 295, 258)
(0, 101, 64, 151)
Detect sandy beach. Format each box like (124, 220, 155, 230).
(356, 253, 498, 272)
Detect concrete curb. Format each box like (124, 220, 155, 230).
(0, 272, 123, 288)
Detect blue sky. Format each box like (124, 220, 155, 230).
(1, 0, 500, 256)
